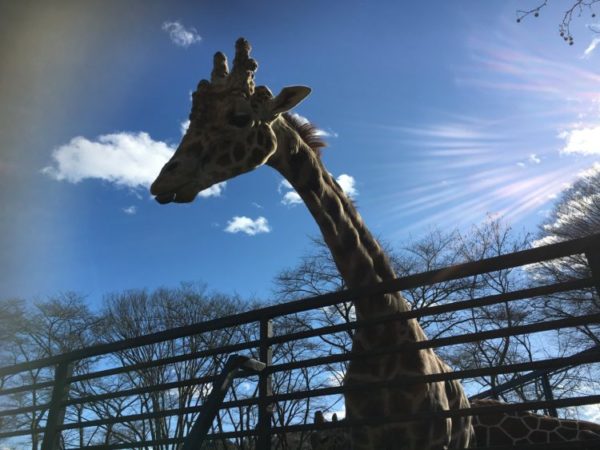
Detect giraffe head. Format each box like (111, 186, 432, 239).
(150, 38, 311, 204)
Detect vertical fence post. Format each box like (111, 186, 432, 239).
(257, 318, 273, 450)
(41, 361, 72, 450)
(585, 245, 600, 297)
(540, 373, 558, 417)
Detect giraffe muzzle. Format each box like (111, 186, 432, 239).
(155, 192, 176, 204)
(151, 179, 200, 204)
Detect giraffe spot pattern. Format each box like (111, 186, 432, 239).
(233, 143, 245, 161)
(200, 154, 212, 167)
(216, 153, 231, 166)
(325, 195, 343, 223)
(250, 147, 264, 165)
(264, 134, 273, 149)
(256, 130, 265, 146)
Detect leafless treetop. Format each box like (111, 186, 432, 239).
(517, 0, 599, 44)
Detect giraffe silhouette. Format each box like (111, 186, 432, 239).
(151, 38, 473, 449)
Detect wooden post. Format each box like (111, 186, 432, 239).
(256, 318, 273, 450)
(182, 355, 265, 450)
(540, 374, 558, 417)
(585, 248, 600, 297)
(41, 361, 72, 450)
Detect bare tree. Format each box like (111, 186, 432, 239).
(272, 219, 571, 410)
(268, 314, 341, 450)
(446, 220, 543, 401)
(517, 0, 600, 44)
(0, 293, 98, 450)
(533, 168, 600, 348)
(0, 298, 31, 447)
(1, 282, 346, 449)
(274, 237, 353, 389)
(526, 169, 600, 415)
(394, 228, 477, 339)
(95, 283, 247, 450)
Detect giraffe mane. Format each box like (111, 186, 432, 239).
(283, 112, 327, 157)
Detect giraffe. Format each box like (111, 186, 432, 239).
(310, 399, 600, 449)
(471, 398, 600, 448)
(150, 38, 473, 449)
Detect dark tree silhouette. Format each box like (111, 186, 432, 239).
(517, 1, 600, 44)
(533, 168, 600, 349)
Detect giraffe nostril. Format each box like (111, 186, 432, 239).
(165, 161, 180, 173)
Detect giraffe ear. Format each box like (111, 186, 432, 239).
(269, 86, 311, 115)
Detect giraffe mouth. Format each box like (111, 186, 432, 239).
(151, 181, 199, 204)
(155, 192, 176, 204)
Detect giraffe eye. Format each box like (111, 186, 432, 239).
(229, 113, 251, 128)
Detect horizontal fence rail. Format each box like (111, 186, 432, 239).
(0, 233, 599, 449)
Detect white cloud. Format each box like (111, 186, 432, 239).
(336, 174, 358, 198)
(180, 119, 190, 135)
(282, 191, 302, 205)
(42, 132, 173, 188)
(577, 162, 600, 179)
(517, 153, 541, 168)
(42, 131, 226, 199)
(314, 128, 339, 138)
(577, 396, 600, 422)
(198, 182, 226, 198)
(582, 37, 600, 59)
(533, 164, 600, 249)
(161, 21, 201, 47)
(224, 216, 271, 235)
(278, 174, 357, 206)
(122, 206, 137, 215)
(279, 179, 302, 206)
(278, 179, 293, 193)
(537, 208, 551, 218)
(289, 112, 310, 125)
(559, 125, 600, 155)
(288, 112, 338, 138)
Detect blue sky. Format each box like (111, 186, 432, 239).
(2, 1, 600, 306)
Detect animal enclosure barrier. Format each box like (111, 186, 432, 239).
(1, 234, 600, 449)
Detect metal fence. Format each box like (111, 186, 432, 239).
(1, 234, 600, 449)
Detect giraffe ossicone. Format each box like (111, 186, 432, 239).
(152, 37, 473, 449)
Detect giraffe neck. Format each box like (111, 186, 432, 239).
(268, 121, 473, 448)
(471, 399, 600, 445)
(267, 121, 411, 319)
